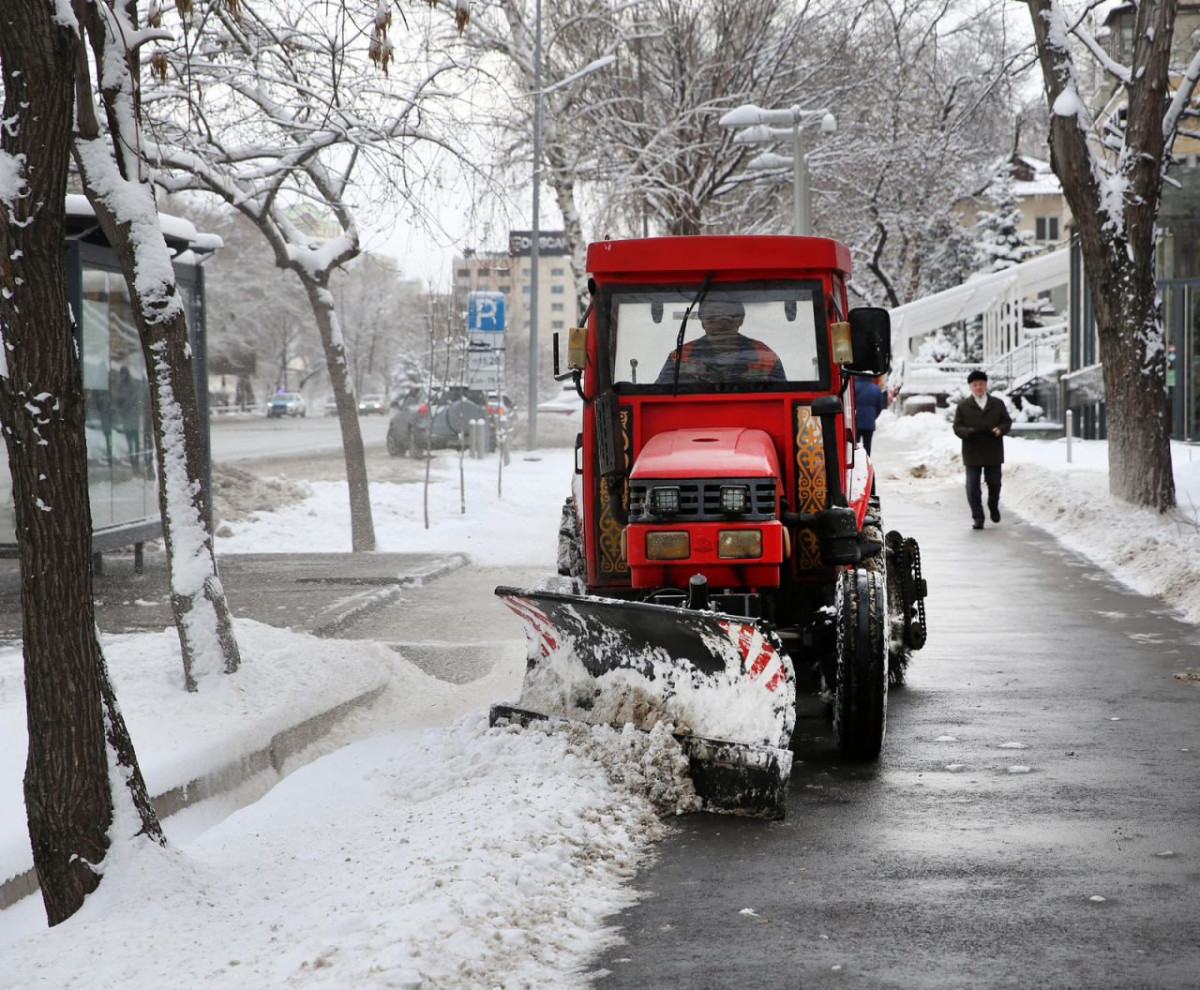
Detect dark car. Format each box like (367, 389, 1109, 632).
(386, 385, 497, 457)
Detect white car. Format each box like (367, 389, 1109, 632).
(537, 385, 584, 417)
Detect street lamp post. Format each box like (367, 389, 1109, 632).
(718, 104, 837, 236)
(525, 0, 614, 452)
(528, 0, 544, 452)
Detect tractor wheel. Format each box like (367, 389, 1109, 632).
(833, 568, 888, 760)
(883, 530, 909, 686)
(556, 496, 587, 588)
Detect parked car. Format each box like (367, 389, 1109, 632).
(357, 393, 388, 415)
(322, 395, 339, 416)
(386, 385, 496, 457)
(486, 392, 517, 421)
(267, 392, 306, 418)
(536, 384, 583, 418)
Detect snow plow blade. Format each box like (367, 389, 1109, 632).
(490, 587, 796, 819)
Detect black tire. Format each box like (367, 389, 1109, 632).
(556, 496, 587, 586)
(445, 400, 474, 435)
(833, 568, 888, 759)
(864, 518, 908, 687)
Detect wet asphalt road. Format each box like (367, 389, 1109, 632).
(589, 482, 1200, 990)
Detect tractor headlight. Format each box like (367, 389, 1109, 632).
(718, 530, 763, 559)
(649, 486, 681, 517)
(646, 531, 690, 560)
(719, 485, 751, 515)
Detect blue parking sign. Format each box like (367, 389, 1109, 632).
(468, 292, 506, 333)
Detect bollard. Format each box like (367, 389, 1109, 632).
(497, 414, 510, 466)
(1065, 409, 1073, 464)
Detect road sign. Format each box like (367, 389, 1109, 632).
(468, 292, 506, 334)
(468, 348, 505, 392)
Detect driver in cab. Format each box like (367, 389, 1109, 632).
(655, 298, 786, 384)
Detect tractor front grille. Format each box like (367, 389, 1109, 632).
(628, 477, 777, 522)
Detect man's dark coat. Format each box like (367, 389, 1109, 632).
(952, 394, 1012, 466)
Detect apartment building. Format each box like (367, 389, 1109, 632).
(452, 231, 578, 346)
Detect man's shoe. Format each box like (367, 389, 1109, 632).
(989, 506, 1001, 523)
(972, 520, 984, 530)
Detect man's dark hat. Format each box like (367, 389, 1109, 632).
(967, 370, 988, 383)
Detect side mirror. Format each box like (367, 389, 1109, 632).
(811, 395, 843, 417)
(847, 307, 892, 376)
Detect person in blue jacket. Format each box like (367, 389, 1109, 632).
(853, 376, 889, 454)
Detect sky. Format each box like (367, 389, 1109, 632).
(2, 410, 1200, 988)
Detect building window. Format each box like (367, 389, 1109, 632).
(551, 302, 564, 312)
(1035, 217, 1060, 243)
(523, 286, 530, 295)
(551, 285, 565, 295)
(455, 268, 469, 278)
(552, 320, 565, 329)
(551, 267, 565, 276)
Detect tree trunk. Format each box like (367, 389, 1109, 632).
(71, 0, 241, 689)
(1025, 0, 1177, 512)
(74, 149, 243, 690)
(0, 1, 162, 926)
(302, 277, 377, 551)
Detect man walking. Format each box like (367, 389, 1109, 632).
(952, 370, 1012, 530)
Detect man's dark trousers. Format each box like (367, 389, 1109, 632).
(966, 464, 1001, 524)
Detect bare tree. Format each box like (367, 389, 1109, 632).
(73, 0, 241, 688)
(1022, 0, 1200, 510)
(810, 0, 1023, 307)
(0, 0, 163, 926)
(143, 1, 473, 551)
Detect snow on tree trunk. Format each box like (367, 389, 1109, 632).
(0, 0, 162, 927)
(1024, 0, 1182, 512)
(72, 0, 241, 688)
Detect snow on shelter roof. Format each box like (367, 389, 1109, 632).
(65, 193, 222, 257)
(889, 248, 1069, 344)
(587, 235, 852, 280)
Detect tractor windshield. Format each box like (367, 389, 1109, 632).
(604, 281, 829, 392)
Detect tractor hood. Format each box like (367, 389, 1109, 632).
(631, 427, 780, 479)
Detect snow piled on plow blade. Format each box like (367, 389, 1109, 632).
(492, 587, 796, 818)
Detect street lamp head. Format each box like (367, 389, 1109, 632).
(732, 124, 774, 145)
(747, 151, 794, 170)
(820, 112, 837, 134)
(718, 104, 767, 128)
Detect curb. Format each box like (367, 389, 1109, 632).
(0, 553, 470, 913)
(308, 552, 469, 637)
(0, 683, 387, 912)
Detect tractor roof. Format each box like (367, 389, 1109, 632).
(586, 235, 852, 281)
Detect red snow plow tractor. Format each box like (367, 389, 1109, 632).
(491, 236, 927, 819)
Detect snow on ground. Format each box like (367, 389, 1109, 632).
(3, 414, 1200, 988)
(879, 410, 1200, 623)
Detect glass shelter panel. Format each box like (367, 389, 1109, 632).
(0, 262, 157, 546)
(82, 266, 156, 530)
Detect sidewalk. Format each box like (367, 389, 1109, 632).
(0, 548, 468, 642)
(0, 547, 469, 909)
